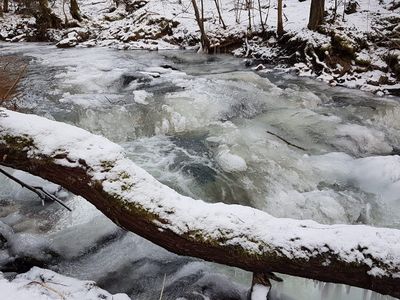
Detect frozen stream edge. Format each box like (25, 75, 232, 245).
(1, 45, 400, 300)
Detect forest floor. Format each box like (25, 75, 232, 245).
(0, 0, 399, 96)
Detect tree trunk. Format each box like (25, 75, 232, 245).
(3, 0, 8, 13)
(62, 0, 69, 25)
(1, 109, 400, 299)
(35, 0, 61, 41)
(70, 0, 82, 22)
(277, 0, 283, 36)
(213, 0, 226, 29)
(247, 0, 252, 33)
(257, 0, 266, 34)
(191, 0, 210, 52)
(308, 0, 325, 30)
(332, 0, 337, 22)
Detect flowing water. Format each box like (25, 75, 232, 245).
(0, 43, 399, 300)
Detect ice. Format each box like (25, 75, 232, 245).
(308, 153, 400, 225)
(133, 90, 152, 105)
(266, 190, 350, 224)
(0, 221, 13, 241)
(50, 216, 121, 260)
(0, 168, 62, 201)
(216, 145, 248, 173)
(51, 196, 102, 232)
(8, 233, 52, 261)
(251, 284, 270, 300)
(335, 124, 393, 156)
(1, 46, 400, 300)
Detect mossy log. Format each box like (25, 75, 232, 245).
(0, 109, 400, 298)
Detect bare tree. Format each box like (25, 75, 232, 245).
(191, 0, 211, 52)
(62, 0, 68, 24)
(332, 0, 338, 22)
(3, 0, 8, 12)
(213, 0, 226, 29)
(35, 0, 62, 41)
(257, 0, 266, 34)
(246, 0, 252, 33)
(70, 0, 82, 21)
(308, 0, 325, 30)
(277, 0, 284, 36)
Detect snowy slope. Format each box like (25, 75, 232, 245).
(0, 267, 129, 300)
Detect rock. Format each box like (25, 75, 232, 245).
(10, 34, 25, 42)
(355, 52, 371, 66)
(119, 72, 153, 87)
(386, 50, 400, 79)
(254, 64, 266, 71)
(65, 28, 90, 42)
(56, 37, 77, 48)
(332, 32, 357, 56)
(386, 87, 400, 96)
(379, 75, 389, 85)
(126, 0, 149, 12)
(104, 12, 126, 22)
(345, 0, 359, 14)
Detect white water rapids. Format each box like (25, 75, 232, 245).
(0, 43, 399, 300)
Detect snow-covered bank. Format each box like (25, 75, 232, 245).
(0, 267, 129, 300)
(0, 0, 399, 95)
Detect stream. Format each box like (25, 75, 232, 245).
(0, 43, 399, 300)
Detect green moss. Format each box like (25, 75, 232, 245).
(355, 57, 371, 67)
(332, 32, 357, 56)
(1, 134, 35, 151)
(121, 182, 133, 191)
(100, 160, 116, 171)
(119, 171, 130, 180)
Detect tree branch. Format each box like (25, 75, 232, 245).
(0, 167, 71, 211)
(0, 109, 399, 298)
(266, 130, 306, 151)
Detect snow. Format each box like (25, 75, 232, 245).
(251, 284, 270, 300)
(1, 108, 400, 279)
(1, 0, 399, 93)
(0, 108, 125, 173)
(0, 267, 130, 300)
(215, 145, 248, 173)
(133, 90, 152, 104)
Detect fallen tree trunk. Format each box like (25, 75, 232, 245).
(0, 108, 400, 298)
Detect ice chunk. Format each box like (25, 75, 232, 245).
(216, 146, 247, 173)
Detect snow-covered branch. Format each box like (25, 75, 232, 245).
(0, 108, 400, 298)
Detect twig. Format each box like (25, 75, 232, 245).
(158, 273, 167, 300)
(0, 167, 72, 211)
(266, 130, 307, 151)
(371, 26, 400, 49)
(26, 281, 66, 300)
(2, 64, 27, 101)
